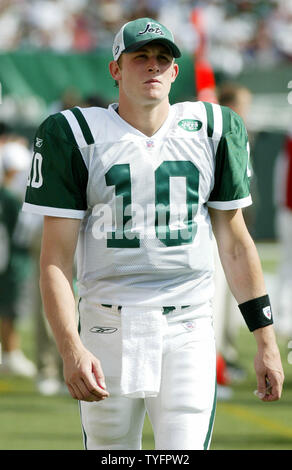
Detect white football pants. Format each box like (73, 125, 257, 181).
(78, 301, 217, 450)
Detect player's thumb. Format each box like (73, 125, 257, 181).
(92, 360, 107, 391)
(255, 375, 266, 399)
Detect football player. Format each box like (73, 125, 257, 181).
(0, 141, 36, 377)
(23, 18, 284, 450)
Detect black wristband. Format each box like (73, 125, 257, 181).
(238, 295, 273, 332)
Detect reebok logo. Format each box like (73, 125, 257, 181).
(90, 326, 118, 334)
(178, 119, 202, 132)
(35, 138, 43, 148)
(182, 320, 195, 331)
(138, 23, 164, 36)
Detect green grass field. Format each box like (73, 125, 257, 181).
(0, 243, 291, 450)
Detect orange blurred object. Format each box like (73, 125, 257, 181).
(191, 7, 218, 104)
(216, 353, 231, 385)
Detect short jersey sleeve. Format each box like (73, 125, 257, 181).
(207, 106, 252, 210)
(23, 113, 88, 219)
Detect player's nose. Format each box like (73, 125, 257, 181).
(147, 57, 160, 72)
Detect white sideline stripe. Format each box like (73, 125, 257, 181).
(22, 202, 85, 219)
(207, 195, 252, 210)
(61, 109, 88, 149)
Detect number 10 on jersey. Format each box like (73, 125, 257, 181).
(105, 161, 199, 247)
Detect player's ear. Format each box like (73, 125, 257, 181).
(109, 60, 122, 82)
(171, 62, 179, 83)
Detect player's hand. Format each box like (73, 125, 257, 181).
(62, 346, 110, 402)
(253, 339, 284, 402)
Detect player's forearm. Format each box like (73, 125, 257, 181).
(219, 237, 266, 304)
(40, 262, 83, 359)
(253, 324, 278, 348)
(219, 237, 281, 350)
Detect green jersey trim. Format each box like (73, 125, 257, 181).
(203, 377, 217, 450)
(61, 109, 90, 151)
(24, 113, 89, 214)
(207, 195, 252, 210)
(202, 101, 214, 138)
(53, 112, 78, 147)
(208, 105, 251, 206)
(70, 107, 94, 145)
(221, 105, 232, 135)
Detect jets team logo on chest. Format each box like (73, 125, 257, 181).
(178, 119, 202, 132)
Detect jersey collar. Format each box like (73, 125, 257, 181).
(108, 103, 176, 140)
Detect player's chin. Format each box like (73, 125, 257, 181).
(142, 91, 167, 105)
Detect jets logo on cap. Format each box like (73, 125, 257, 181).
(138, 23, 164, 36)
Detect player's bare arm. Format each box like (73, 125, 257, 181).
(209, 207, 284, 401)
(40, 216, 109, 402)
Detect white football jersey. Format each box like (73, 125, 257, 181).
(23, 101, 252, 307)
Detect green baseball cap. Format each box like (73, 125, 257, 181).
(112, 17, 181, 61)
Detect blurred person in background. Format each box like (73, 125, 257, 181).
(217, 82, 252, 126)
(0, 139, 37, 377)
(273, 126, 292, 342)
(0, 122, 11, 182)
(48, 87, 84, 115)
(214, 82, 253, 389)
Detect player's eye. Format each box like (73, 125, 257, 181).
(158, 54, 172, 63)
(135, 53, 148, 59)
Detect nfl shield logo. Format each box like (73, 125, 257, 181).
(146, 140, 154, 148)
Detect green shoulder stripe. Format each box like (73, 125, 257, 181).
(70, 107, 94, 145)
(53, 112, 79, 147)
(209, 107, 250, 203)
(221, 105, 232, 135)
(202, 101, 214, 138)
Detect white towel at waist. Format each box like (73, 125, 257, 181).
(120, 306, 165, 398)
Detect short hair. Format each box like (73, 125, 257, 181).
(216, 82, 250, 107)
(114, 56, 123, 88)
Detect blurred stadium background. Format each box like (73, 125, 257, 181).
(0, 0, 292, 450)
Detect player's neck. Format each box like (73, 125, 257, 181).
(117, 98, 170, 137)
